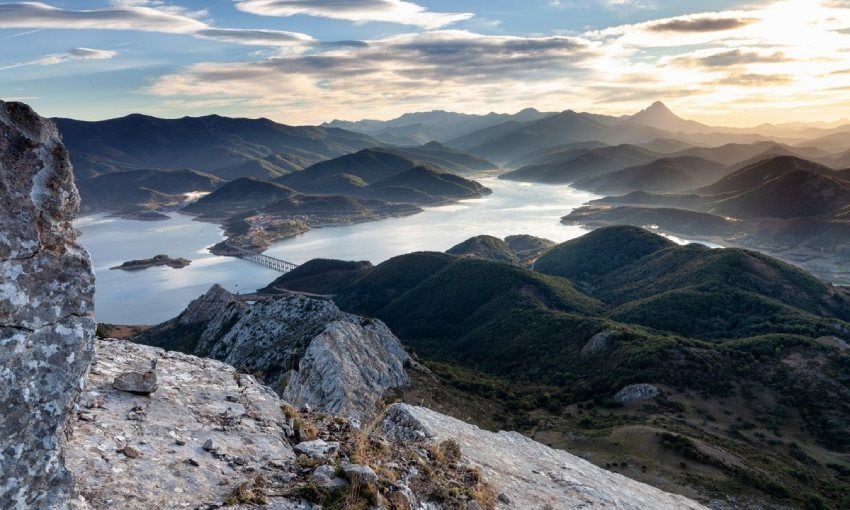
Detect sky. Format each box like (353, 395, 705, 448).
(0, 0, 849, 126)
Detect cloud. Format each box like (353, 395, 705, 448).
(0, 2, 313, 49)
(715, 72, 793, 86)
(151, 30, 595, 85)
(138, 0, 850, 125)
(196, 28, 315, 47)
(7, 0, 850, 127)
(0, 2, 206, 33)
(233, 0, 474, 29)
(669, 49, 790, 68)
(648, 16, 755, 32)
(67, 48, 118, 59)
(147, 30, 595, 121)
(0, 47, 116, 71)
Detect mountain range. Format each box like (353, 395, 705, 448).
(57, 102, 850, 189)
(567, 155, 850, 283)
(324, 108, 554, 146)
(329, 102, 850, 168)
(55, 113, 379, 180)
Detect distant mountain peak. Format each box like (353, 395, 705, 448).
(633, 101, 680, 122)
(627, 101, 714, 134)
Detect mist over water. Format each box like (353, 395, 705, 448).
(77, 177, 597, 324)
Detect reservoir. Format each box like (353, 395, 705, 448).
(77, 177, 598, 324)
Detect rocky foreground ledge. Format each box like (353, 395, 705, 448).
(67, 339, 706, 509)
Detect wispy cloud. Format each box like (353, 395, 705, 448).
(668, 49, 790, 68)
(0, 2, 206, 33)
(0, 2, 313, 48)
(648, 16, 754, 33)
(0, 47, 116, 71)
(233, 0, 474, 29)
(196, 28, 314, 48)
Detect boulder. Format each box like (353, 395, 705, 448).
(113, 369, 158, 395)
(282, 318, 411, 420)
(310, 465, 348, 491)
(294, 439, 340, 460)
(341, 463, 379, 488)
(0, 100, 96, 509)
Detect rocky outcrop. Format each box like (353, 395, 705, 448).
(614, 383, 661, 403)
(380, 404, 707, 509)
(66, 340, 302, 509)
(137, 287, 410, 421)
(67, 340, 492, 509)
(581, 329, 617, 354)
(0, 101, 96, 509)
(281, 318, 410, 421)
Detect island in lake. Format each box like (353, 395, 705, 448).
(110, 254, 191, 271)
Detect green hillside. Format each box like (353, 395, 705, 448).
(143, 225, 850, 508)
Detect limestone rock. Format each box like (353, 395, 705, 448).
(177, 283, 246, 325)
(282, 319, 410, 420)
(112, 369, 158, 395)
(342, 463, 379, 487)
(379, 404, 707, 509)
(614, 383, 660, 403)
(0, 100, 95, 509)
(294, 439, 339, 460)
(139, 289, 410, 421)
(310, 465, 348, 491)
(65, 339, 304, 509)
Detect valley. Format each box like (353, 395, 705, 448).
(34, 99, 850, 509)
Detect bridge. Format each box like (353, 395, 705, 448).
(225, 243, 298, 273)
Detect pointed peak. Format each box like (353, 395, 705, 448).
(643, 101, 674, 115)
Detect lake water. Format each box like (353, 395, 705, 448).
(76, 177, 600, 324)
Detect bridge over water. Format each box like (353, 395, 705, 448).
(225, 243, 298, 273)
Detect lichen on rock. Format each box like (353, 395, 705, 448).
(0, 100, 96, 509)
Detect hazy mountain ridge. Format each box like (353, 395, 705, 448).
(500, 144, 661, 183)
(55, 113, 380, 180)
(77, 168, 223, 217)
(383, 141, 499, 173)
(324, 108, 554, 145)
(567, 155, 850, 283)
(572, 156, 727, 194)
